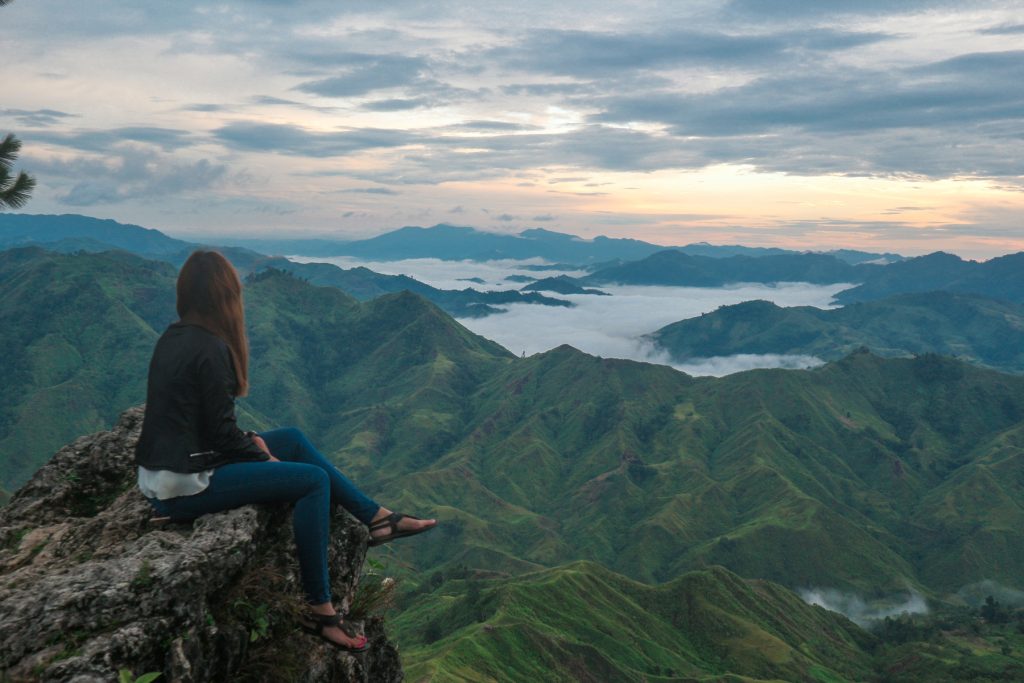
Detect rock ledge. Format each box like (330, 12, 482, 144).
(0, 407, 403, 682)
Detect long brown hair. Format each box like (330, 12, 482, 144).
(176, 250, 250, 396)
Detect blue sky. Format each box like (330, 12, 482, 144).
(2, 0, 1022, 256)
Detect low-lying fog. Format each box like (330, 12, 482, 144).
(293, 256, 852, 377)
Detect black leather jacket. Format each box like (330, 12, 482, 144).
(135, 322, 268, 472)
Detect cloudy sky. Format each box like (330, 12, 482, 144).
(2, 1, 1022, 257)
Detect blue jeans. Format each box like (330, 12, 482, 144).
(147, 427, 381, 604)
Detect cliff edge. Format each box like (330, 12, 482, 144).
(0, 407, 403, 682)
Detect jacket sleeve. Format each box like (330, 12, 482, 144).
(196, 340, 268, 465)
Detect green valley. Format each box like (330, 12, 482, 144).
(3, 247, 1024, 681)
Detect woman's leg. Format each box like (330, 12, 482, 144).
(153, 461, 332, 605)
(259, 427, 381, 525)
(258, 427, 437, 543)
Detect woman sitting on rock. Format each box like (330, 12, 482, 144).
(134, 250, 436, 653)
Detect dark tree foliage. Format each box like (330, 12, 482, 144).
(0, 134, 35, 210)
(981, 595, 1011, 624)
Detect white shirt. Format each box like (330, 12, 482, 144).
(137, 466, 214, 500)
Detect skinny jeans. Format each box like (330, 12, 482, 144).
(147, 427, 381, 604)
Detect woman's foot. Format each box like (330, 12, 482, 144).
(303, 604, 368, 651)
(368, 508, 437, 545)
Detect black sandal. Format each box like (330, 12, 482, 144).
(299, 611, 369, 653)
(367, 512, 436, 547)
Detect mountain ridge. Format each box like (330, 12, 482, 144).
(649, 291, 1024, 373)
(3, 248, 1024, 680)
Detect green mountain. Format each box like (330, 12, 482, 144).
(0, 247, 176, 489)
(0, 213, 191, 256)
(583, 250, 864, 286)
(835, 251, 1024, 305)
(368, 345, 1024, 598)
(649, 292, 1024, 373)
(581, 248, 1024, 307)
(239, 269, 514, 454)
(396, 562, 876, 683)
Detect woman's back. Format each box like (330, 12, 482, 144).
(135, 322, 264, 473)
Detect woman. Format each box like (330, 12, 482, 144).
(134, 250, 435, 653)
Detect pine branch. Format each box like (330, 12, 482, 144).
(0, 133, 22, 171)
(0, 171, 35, 209)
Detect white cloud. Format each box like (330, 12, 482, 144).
(800, 587, 929, 627)
(300, 256, 848, 374)
(4, 0, 1023, 255)
(664, 353, 825, 377)
(462, 280, 846, 371)
(290, 255, 588, 291)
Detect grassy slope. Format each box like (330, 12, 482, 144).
(240, 269, 514, 461)
(650, 292, 1024, 372)
(0, 248, 178, 488)
(395, 562, 875, 683)
(368, 346, 1024, 596)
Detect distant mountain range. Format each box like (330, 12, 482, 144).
(649, 292, 1024, 373)
(4, 246, 1024, 681)
(834, 250, 1024, 304)
(571, 246, 1024, 307)
(0, 214, 570, 318)
(0, 212, 881, 267)
(214, 223, 902, 265)
(582, 249, 867, 286)
(220, 224, 668, 264)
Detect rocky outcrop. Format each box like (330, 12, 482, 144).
(0, 408, 403, 682)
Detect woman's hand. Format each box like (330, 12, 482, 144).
(252, 435, 280, 462)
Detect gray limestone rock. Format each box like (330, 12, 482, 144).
(0, 407, 403, 683)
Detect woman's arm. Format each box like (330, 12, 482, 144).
(249, 433, 280, 462)
(196, 341, 269, 464)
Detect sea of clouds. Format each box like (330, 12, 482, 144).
(293, 255, 852, 376)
